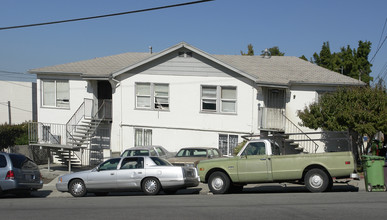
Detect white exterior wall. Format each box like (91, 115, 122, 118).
(37, 76, 94, 124)
(0, 80, 35, 124)
(110, 54, 259, 153)
(286, 85, 340, 152)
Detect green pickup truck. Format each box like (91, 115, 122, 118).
(197, 139, 359, 194)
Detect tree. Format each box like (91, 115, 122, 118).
(299, 55, 308, 61)
(312, 41, 373, 84)
(241, 44, 254, 56)
(297, 85, 387, 155)
(262, 46, 285, 56)
(0, 123, 28, 151)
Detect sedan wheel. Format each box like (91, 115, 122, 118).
(69, 179, 87, 197)
(142, 178, 160, 195)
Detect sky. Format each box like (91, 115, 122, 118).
(0, 0, 386, 84)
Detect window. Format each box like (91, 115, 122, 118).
(151, 157, 172, 166)
(134, 128, 152, 147)
(242, 142, 266, 156)
(120, 157, 144, 169)
(98, 158, 120, 171)
(135, 83, 169, 110)
(42, 80, 69, 108)
(0, 155, 7, 168)
(155, 147, 166, 156)
(201, 86, 236, 113)
(219, 134, 238, 155)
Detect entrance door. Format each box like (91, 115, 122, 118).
(97, 81, 112, 119)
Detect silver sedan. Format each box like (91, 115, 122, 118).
(56, 156, 199, 197)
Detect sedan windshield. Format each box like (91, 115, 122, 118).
(176, 149, 207, 157)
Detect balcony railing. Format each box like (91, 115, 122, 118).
(258, 107, 285, 131)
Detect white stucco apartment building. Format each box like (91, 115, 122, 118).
(28, 42, 364, 165)
(0, 80, 37, 124)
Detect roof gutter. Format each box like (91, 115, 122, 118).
(256, 81, 290, 89)
(289, 80, 366, 87)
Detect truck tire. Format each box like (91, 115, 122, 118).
(208, 171, 230, 194)
(304, 168, 329, 192)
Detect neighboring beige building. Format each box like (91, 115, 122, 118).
(0, 80, 37, 124)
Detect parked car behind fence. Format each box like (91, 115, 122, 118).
(168, 147, 222, 167)
(121, 145, 174, 159)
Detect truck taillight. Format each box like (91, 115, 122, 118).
(345, 161, 351, 165)
(5, 170, 15, 180)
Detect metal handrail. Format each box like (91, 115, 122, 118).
(282, 113, 320, 153)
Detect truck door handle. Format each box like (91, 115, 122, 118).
(260, 158, 266, 161)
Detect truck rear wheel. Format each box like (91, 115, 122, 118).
(305, 168, 329, 192)
(208, 171, 230, 194)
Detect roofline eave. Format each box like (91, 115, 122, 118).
(28, 71, 83, 76)
(289, 80, 366, 87)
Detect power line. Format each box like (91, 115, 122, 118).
(376, 18, 387, 50)
(0, 70, 28, 75)
(0, 0, 214, 31)
(0, 102, 32, 113)
(370, 35, 387, 63)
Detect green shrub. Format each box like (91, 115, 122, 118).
(233, 140, 247, 155)
(0, 123, 28, 151)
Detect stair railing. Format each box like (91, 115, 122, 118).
(282, 114, 320, 153)
(66, 98, 94, 134)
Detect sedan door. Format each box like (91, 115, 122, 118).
(116, 157, 145, 189)
(86, 158, 121, 190)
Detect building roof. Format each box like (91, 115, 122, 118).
(29, 42, 365, 86)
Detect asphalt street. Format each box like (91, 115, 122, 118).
(1, 164, 385, 220)
(1, 191, 386, 220)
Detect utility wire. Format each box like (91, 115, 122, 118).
(376, 18, 387, 50)
(0, 0, 214, 31)
(0, 70, 29, 75)
(0, 102, 32, 113)
(370, 35, 387, 63)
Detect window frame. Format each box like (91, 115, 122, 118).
(219, 134, 238, 156)
(135, 82, 169, 111)
(41, 79, 70, 109)
(201, 85, 237, 114)
(134, 128, 152, 147)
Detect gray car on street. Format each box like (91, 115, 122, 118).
(0, 152, 43, 196)
(56, 156, 199, 197)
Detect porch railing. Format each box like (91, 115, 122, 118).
(28, 122, 67, 145)
(258, 107, 285, 131)
(258, 107, 320, 153)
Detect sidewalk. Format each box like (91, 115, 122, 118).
(36, 164, 365, 198)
